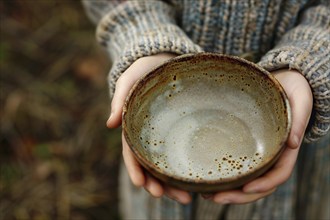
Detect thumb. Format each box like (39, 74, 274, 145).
(106, 77, 134, 128)
(287, 86, 313, 149)
(106, 53, 177, 128)
(273, 70, 313, 149)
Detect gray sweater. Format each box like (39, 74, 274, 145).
(83, 0, 329, 143)
(82, 1, 330, 219)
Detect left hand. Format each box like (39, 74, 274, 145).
(107, 53, 192, 204)
(207, 69, 313, 204)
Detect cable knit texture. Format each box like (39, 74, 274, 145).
(259, 5, 330, 142)
(82, 0, 329, 141)
(82, 1, 330, 219)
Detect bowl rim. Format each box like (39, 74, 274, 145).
(122, 52, 292, 186)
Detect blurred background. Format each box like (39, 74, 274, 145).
(0, 0, 122, 219)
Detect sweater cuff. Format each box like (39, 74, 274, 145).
(258, 44, 330, 142)
(95, 1, 203, 97)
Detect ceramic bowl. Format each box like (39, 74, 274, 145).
(122, 53, 291, 193)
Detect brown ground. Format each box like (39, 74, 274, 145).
(0, 1, 122, 219)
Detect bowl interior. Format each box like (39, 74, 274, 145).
(123, 54, 290, 183)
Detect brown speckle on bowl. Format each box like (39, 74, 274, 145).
(122, 53, 291, 192)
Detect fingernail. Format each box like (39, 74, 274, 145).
(202, 194, 214, 200)
(180, 197, 191, 204)
(214, 198, 231, 204)
(107, 114, 113, 125)
(220, 199, 231, 204)
(293, 135, 300, 148)
(245, 187, 258, 193)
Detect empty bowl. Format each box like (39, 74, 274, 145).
(122, 53, 291, 193)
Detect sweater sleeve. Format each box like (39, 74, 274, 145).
(83, 0, 203, 97)
(258, 3, 330, 143)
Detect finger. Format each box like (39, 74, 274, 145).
(144, 175, 164, 198)
(107, 75, 136, 128)
(273, 71, 313, 149)
(213, 188, 276, 204)
(122, 133, 145, 187)
(243, 146, 299, 193)
(164, 186, 192, 204)
(201, 193, 215, 200)
(287, 86, 313, 149)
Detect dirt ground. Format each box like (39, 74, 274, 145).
(0, 1, 122, 219)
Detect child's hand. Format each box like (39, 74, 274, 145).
(106, 53, 193, 204)
(209, 69, 313, 204)
(108, 54, 312, 205)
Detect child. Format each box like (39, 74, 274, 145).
(83, 0, 329, 219)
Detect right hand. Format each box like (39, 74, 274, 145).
(106, 53, 193, 204)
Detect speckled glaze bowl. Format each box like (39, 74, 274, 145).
(122, 53, 291, 193)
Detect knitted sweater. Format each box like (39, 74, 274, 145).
(82, 0, 330, 141)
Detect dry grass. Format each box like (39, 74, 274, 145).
(0, 1, 121, 219)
